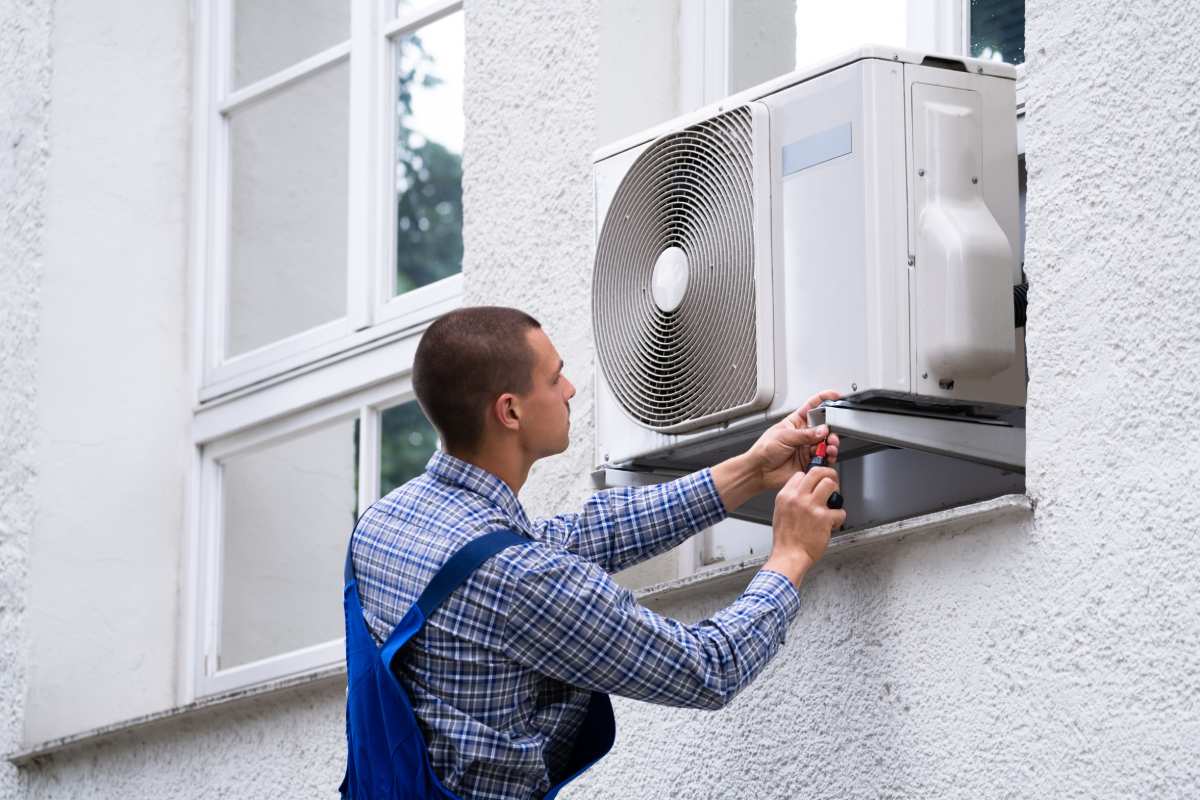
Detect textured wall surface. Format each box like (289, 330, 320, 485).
(462, 0, 601, 527)
(10, 0, 1200, 798)
(0, 1, 54, 798)
(23, 681, 346, 800)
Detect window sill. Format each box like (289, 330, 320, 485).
(7, 665, 347, 767)
(9, 493, 1032, 767)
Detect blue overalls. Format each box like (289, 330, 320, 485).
(340, 529, 616, 799)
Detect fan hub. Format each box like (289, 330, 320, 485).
(651, 247, 689, 313)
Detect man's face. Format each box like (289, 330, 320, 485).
(517, 327, 575, 458)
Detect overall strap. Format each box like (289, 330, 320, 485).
(377, 529, 530, 667)
(414, 529, 529, 617)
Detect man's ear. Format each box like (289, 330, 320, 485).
(494, 393, 521, 432)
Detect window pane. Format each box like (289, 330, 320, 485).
(970, 0, 1025, 65)
(232, 0, 350, 89)
(219, 417, 358, 669)
(227, 59, 349, 358)
(380, 401, 439, 494)
(728, 1, 907, 94)
(393, 11, 464, 296)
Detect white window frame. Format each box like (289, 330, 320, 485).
(183, 0, 465, 703)
(191, 372, 432, 698)
(192, 0, 465, 404)
(676, 0, 1027, 576)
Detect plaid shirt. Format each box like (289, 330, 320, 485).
(350, 450, 802, 800)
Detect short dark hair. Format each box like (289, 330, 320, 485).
(412, 306, 542, 453)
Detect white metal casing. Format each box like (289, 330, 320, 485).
(593, 47, 1025, 469)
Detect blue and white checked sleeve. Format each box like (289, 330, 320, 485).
(499, 544, 802, 711)
(530, 468, 727, 574)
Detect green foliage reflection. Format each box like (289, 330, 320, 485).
(380, 401, 439, 494)
(395, 28, 463, 295)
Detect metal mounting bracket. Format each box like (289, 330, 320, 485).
(807, 402, 1025, 473)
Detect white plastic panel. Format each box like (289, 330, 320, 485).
(903, 63, 1024, 407)
(911, 82, 1015, 380)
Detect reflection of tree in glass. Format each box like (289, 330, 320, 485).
(380, 401, 440, 495)
(395, 33, 463, 295)
(969, 0, 1024, 65)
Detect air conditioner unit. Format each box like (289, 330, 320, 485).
(592, 46, 1026, 478)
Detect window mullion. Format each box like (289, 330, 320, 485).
(207, 0, 234, 383)
(347, 0, 379, 332)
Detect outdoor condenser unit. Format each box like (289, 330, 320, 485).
(592, 47, 1026, 520)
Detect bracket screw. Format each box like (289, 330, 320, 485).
(851, 382, 858, 391)
(922, 372, 928, 379)
(918, 168, 926, 177)
(971, 176, 979, 184)
(907, 255, 916, 266)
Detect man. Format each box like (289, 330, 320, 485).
(349, 306, 845, 799)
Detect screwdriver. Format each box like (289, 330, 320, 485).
(807, 440, 844, 510)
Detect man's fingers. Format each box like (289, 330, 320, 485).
(813, 475, 839, 506)
(824, 435, 839, 465)
(787, 390, 842, 427)
(799, 466, 838, 494)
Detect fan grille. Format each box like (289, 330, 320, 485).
(593, 106, 766, 431)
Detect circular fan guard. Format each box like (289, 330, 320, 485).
(593, 106, 764, 431)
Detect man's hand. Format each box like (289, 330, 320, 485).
(711, 390, 841, 512)
(746, 390, 841, 491)
(763, 466, 847, 589)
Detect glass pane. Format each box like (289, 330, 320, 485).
(219, 417, 359, 670)
(380, 401, 439, 494)
(970, 0, 1025, 65)
(393, 11, 464, 296)
(232, 0, 350, 89)
(227, 59, 349, 358)
(728, 1, 907, 94)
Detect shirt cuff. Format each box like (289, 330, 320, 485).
(679, 467, 729, 530)
(744, 568, 802, 624)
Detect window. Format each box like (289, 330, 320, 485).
(187, 1, 463, 700)
(195, 0, 465, 401)
(194, 382, 441, 697)
(672, 0, 1027, 578)
(969, 0, 1024, 65)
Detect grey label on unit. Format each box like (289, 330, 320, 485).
(781, 122, 853, 176)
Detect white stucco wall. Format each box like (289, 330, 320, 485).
(7, 0, 1200, 798)
(1, 3, 55, 798)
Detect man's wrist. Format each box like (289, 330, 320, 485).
(762, 553, 813, 590)
(711, 453, 766, 513)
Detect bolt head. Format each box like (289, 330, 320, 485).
(918, 168, 926, 177)
(971, 176, 979, 184)
(851, 382, 858, 391)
